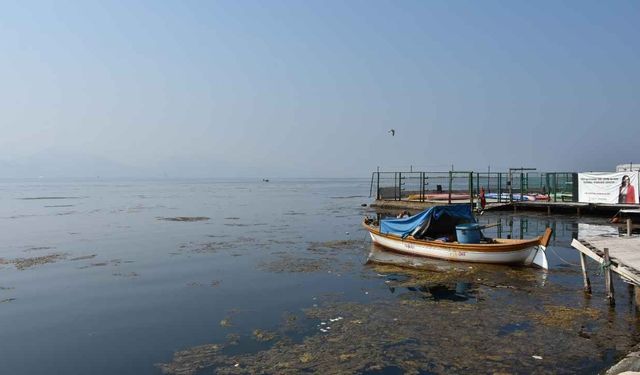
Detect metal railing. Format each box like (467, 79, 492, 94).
(370, 170, 578, 203)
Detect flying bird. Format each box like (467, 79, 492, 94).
(388, 129, 395, 136)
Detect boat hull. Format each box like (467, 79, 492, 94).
(366, 226, 550, 269)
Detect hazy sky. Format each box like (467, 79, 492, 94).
(1, 1, 639, 178)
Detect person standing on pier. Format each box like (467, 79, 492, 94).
(618, 175, 637, 204)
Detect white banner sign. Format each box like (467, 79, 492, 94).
(578, 172, 639, 204)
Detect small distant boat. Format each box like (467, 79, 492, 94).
(363, 205, 552, 269)
(262, 179, 270, 182)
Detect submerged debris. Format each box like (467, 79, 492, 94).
(258, 255, 331, 273)
(69, 254, 97, 261)
(23, 246, 56, 252)
(531, 305, 600, 329)
(18, 196, 80, 200)
(158, 217, 210, 222)
(112, 272, 139, 278)
(156, 344, 222, 375)
(252, 329, 277, 342)
(307, 239, 364, 253)
(157, 281, 632, 375)
(1, 253, 67, 270)
(176, 237, 258, 255)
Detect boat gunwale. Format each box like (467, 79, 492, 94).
(363, 221, 543, 253)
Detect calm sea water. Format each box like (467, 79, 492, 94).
(0, 179, 637, 374)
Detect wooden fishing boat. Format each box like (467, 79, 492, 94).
(363, 205, 552, 269)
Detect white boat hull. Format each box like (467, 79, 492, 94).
(368, 231, 548, 269)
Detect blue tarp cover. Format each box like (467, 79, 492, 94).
(380, 205, 476, 237)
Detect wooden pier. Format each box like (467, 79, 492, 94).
(571, 235, 640, 306)
(512, 201, 640, 216)
(371, 198, 639, 217)
(570, 220, 640, 374)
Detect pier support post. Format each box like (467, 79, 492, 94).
(577, 207, 581, 216)
(547, 206, 551, 215)
(635, 286, 640, 308)
(603, 248, 615, 306)
(627, 218, 632, 236)
(579, 253, 591, 294)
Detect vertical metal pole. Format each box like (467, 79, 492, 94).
(498, 173, 502, 203)
(394, 172, 397, 200)
(376, 170, 380, 200)
(488, 166, 491, 194)
(398, 172, 402, 201)
(370, 172, 374, 198)
(545, 173, 550, 196)
(508, 170, 513, 203)
(448, 171, 452, 204)
(554, 173, 558, 202)
(604, 248, 615, 306)
(469, 172, 474, 209)
(627, 218, 632, 236)
(420, 172, 424, 202)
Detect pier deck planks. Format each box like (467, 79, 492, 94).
(572, 236, 640, 286)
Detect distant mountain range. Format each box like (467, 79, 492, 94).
(0, 151, 291, 179)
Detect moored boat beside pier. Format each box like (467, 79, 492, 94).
(363, 205, 552, 269)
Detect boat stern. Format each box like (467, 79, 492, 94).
(531, 247, 549, 269)
(526, 227, 553, 270)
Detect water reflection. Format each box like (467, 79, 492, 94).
(367, 242, 548, 292)
(366, 243, 471, 271)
